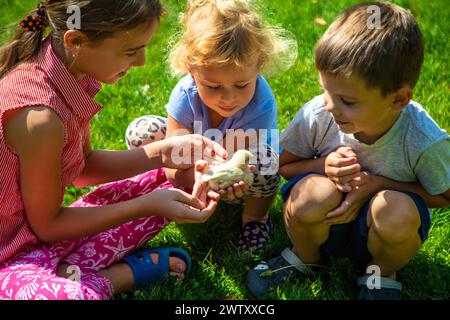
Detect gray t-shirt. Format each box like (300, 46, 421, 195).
(280, 94, 450, 196)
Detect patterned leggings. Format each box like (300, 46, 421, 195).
(125, 115, 281, 198)
(0, 168, 172, 300)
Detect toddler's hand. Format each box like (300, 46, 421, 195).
(325, 146, 362, 192)
(217, 164, 256, 201)
(194, 161, 256, 202)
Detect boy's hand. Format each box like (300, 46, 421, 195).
(325, 146, 362, 192)
(324, 171, 375, 225)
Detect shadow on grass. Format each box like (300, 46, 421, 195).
(116, 202, 450, 300)
(400, 251, 450, 300)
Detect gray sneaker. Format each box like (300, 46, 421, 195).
(357, 276, 402, 300)
(246, 247, 314, 297)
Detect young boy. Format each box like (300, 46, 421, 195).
(246, 2, 450, 299)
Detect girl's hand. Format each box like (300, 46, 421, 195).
(192, 160, 222, 207)
(142, 187, 219, 224)
(325, 146, 362, 192)
(160, 134, 227, 170)
(324, 171, 376, 225)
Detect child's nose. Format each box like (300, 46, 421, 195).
(133, 49, 146, 67)
(221, 88, 235, 102)
(325, 98, 341, 116)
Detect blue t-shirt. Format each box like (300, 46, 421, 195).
(165, 74, 278, 145)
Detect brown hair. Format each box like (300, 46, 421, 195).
(0, 0, 164, 78)
(315, 2, 424, 96)
(169, 0, 297, 76)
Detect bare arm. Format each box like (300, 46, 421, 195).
(279, 149, 326, 180)
(370, 175, 450, 208)
(321, 146, 450, 208)
(73, 126, 167, 187)
(279, 146, 450, 209)
(4, 107, 215, 242)
(164, 116, 196, 188)
(444, 190, 450, 203)
(74, 121, 228, 188)
(3, 107, 156, 241)
(164, 117, 261, 189)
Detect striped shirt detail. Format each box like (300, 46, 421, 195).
(0, 38, 103, 264)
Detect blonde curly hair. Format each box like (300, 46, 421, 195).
(169, 0, 297, 76)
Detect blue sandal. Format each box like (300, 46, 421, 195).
(121, 247, 192, 289)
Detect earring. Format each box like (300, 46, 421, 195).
(72, 43, 81, 58)
(72, 48, 80, 60)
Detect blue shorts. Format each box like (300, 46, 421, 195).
(281, 172, 431, 268)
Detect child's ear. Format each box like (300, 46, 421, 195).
(63, 30, 86, 56)
(189, 67, 197, 85)
(187, 65, 194, 77)
(390, 85, 412, 111)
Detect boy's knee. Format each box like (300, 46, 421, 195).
(369, 190, 421, 243)
(285, 175, 342, 225)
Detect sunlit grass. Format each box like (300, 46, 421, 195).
(1, 0, 448, 300)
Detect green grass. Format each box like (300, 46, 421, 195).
(1, 0, 449, 300)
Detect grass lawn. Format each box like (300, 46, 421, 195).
(1, 0, 448, 300)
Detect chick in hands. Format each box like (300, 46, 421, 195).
(201, 150, 255, 191)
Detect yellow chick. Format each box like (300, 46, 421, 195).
(201, 149, 255, 191)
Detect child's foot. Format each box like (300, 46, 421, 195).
(238, 216, 273, 253)
(246, 247, 313, 297)
(57, 252, 187, 294)
(356, 272, 402, 300)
